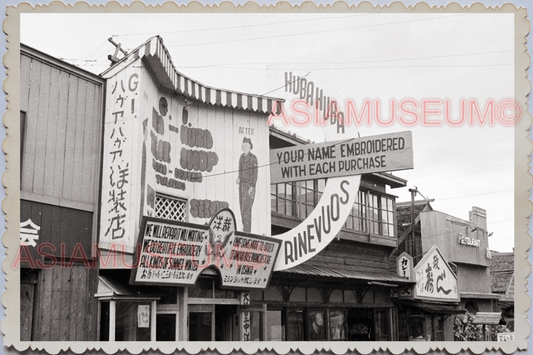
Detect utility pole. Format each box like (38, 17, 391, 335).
(408, 187, 418, 257)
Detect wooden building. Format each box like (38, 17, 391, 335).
(19, 37, 418, 342)
(265, 127, 412, 341)
(394, 201, 501, 341)
(19, 43, 105, 341)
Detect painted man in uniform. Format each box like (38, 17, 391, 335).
(236, 137, 257, 233)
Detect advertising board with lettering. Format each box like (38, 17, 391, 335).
(130, 209, 280, 289)
(100, 37, 272, 256)
(410, 245, 459, 302)
(270, 131, 413, 184)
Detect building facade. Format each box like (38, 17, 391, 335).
(394, 200, 502, 341)
(19, 43, 105, 341)
(20, 37, 475, 343)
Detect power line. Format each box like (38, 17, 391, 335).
(164, 14, 471, 48)
(436, 189, 514, 201)
(111, 13, 371, 37)
(176, 49, 513, 69)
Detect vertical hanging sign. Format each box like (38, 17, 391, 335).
(100, 65, 141, 253)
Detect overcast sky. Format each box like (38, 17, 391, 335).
(21, 12, 516, 252)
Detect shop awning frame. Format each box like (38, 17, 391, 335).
(393, 299, 466, 315)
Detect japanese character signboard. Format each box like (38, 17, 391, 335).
(396, 252, 413, 280)
(99, 38, 272, 256)
(20, 219, 40, 247)
(130, 209, 281, 289)
(100, 63, 141, 253)
(270, 131, 413, 184)
(411, 245, 459, 302)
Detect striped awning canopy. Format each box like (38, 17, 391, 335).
(101, 36, 283, 115)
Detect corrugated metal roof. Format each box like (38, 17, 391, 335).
(275, 263, 413, 285)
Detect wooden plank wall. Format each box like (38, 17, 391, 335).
(30, 265, 99, 341)
(20, 48, 104, 341)
(308, 239, 390, 274)
(20, 52, 103, 206)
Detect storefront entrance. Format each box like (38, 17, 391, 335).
(188, 304, 239, 341)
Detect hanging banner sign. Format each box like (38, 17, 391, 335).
(130, 209, 281, 289)
(270, 131, 413, 184)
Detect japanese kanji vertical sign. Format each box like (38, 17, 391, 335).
(100, 64, 142, 253)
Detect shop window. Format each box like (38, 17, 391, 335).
(116, 302, 152, 341)
(398, 310, 408, 341)
(156, 314, 176, 341)
(329, 310, 347, 340)
(271, 183, 296, 216)
(344, 190, 367, 232)
(100, 302, 110, 341)
(216, 305, 239, 341)
(408, 313, 425, 340)
(266, 310, 284, 341)
(298, 180, 318, 218)
(307, 309, 327, 340)
(433, 316, 444, 341)
(374, 309, 390, 341)
(271, 180, 396, 239)
(99, 300, 156, 341)
(347, 308, 373, 341)
(189, 312, 212, 341)
(286, 309, 304, 341)
(155, 194, 187, 222)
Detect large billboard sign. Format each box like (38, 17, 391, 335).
(270, 131, 413, 184)
(130, 209, 281, 289)
(99, 41, 272, 255)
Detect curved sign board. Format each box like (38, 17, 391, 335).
(131, 209, 281, 289)
(273, 116, 361, 271)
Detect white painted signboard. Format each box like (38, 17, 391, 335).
(131, 209, 281, 289)
(270, 131, 413, 184)
(413, 245, 459, 302)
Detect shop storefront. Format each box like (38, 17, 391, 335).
(395, 201, 502, 341)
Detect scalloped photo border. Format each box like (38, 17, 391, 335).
(2, 1, 531, 354)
